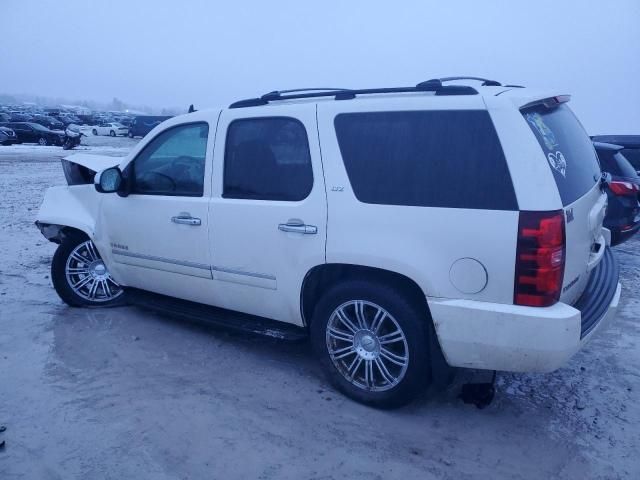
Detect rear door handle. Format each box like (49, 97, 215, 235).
(171, 215, 201, 226)
(278, 221, 317, 234)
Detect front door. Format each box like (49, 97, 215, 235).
(95, 120, 215, 303)
(208, 106, 327, 325)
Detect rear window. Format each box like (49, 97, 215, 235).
(621, 148, 640, 170)
(600, 151, 639, 178)
(522, 103, 600, 205)
(334, 110, 517, 210)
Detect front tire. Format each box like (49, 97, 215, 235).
(92, 129, 98, 136)
(311, 281, 431, 408)
(38, 137, 48, 146)
(51, 233, 124, 307)
(110, 130, 115, 137)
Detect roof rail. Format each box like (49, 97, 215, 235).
(229, 80, 477, 108)
(261, 88, 350, 101)
(436, 76, 503, 86)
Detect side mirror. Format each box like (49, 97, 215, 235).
(95, 167, 123, 193)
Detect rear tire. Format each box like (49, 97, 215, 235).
(128, 132, 134, 138)
(311, 280, 431, 408)
(92, 129, 98, 136)
(51, 233, 125, 307)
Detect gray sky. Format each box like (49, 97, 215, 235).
(2, 0, 639, 133)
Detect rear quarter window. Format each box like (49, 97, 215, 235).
(334, 110, 517, 210)
(522, 103, 600, 205)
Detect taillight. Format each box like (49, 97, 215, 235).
(609, 180, 639, 197)
(514, 210, 565, 307)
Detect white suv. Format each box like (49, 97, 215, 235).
(36, 78, 621, 407)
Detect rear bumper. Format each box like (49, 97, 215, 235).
(428, 248, 621, 372)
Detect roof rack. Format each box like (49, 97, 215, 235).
(229, 79, 478, 109)
(437, 76, 503, 86)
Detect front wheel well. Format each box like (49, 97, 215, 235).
(35, 222, 89, 244)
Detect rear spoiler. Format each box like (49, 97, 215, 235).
(521, 95, 571, 110)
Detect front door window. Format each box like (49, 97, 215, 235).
(131, 122, 209, 197)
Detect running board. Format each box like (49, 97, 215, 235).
(126, 288, 308, 342)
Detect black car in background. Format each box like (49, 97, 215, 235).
(594, 142, 640, 245)
(128, 115, 172, 138)
(592, 135, 640, 171)
(0, 126, 18, 145)
(32, 115, 65, 131)
(0, 122, 64, 146)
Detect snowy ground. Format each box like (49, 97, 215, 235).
(0, 138, 639, 479)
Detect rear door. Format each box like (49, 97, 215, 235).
(521, 102, 605, 305)
(208, 105, 326, 325)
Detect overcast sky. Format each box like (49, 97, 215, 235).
(2, 0, 639, 133)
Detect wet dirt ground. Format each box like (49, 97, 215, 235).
(1, 138, 639, 479)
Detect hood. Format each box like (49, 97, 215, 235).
(63, 153, 121, 172)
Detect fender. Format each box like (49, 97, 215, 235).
(36, 185, 102, 243)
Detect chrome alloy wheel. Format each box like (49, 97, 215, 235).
(64, 240, 122, 302)
(326, 300, 409, 392)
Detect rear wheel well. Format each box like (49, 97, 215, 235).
(301, 264, 429, 327)
(301, 263, 452, 386)
(300, 263, 454, 388)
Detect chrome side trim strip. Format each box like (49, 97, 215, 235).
(112, 249, 210, 270)
(212, 265, 276, 281)
(112, 249, 276, 280)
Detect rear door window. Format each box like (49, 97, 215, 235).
(223, 117, 313, 201)
(334, 110, 517, 210)
(522, 103, 600, 205)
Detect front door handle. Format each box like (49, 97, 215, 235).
(278, 221, 317, 234)
(171, 215, 201, 226)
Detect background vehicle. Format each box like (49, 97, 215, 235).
(0, 126, 18, 145)
(62, 124, 86, 150)
(592, 135, 640, 171)
(91, 121, 129, 136)
(57, 114, 83, 126)
(128, 115, 172, 138)
(32, 115, 65, 131)
(9, 112, 32, 122)
(0, 121, 64, 145)
(117, 117, 133, 127)
(594, 142, 640, 245)
(76, 114, 96, 126)
(0, 113, 10, 122)
(36, 79, 620, 408)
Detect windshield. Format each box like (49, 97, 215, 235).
(522, 103, 600, 205)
